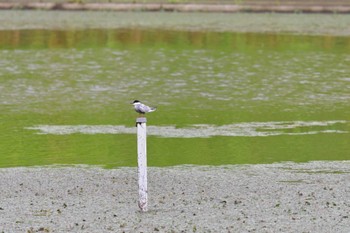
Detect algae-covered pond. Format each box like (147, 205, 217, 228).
(0, 11, 349, 167)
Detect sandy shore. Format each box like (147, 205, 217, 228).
(1, 162, 350, 232)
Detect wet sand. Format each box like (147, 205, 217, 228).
(1, 161, 350, 232)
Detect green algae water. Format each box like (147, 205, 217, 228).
(0, 26, 349, 168)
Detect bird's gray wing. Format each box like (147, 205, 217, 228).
(139, 104, 151, 113)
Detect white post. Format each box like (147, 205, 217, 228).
(136, 117, 148, 212)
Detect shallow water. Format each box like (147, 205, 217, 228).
(0, 27, 349, 168)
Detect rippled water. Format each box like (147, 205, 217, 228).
(0, 28, 349, 167)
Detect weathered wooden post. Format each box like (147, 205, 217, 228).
(136, 117, 147, 212)
(132, 100, 156, 212)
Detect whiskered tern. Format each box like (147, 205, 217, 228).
(132, 100, 157, 115)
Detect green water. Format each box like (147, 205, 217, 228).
(0, 28, 349, 168)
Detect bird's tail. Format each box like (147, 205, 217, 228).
(149, 107, 157, 112)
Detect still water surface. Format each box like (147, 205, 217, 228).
(0, 29, 349, 168)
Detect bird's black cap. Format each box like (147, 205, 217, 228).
(132, 100, 140, 103)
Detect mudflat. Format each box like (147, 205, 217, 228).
(1, 162, 349, 232)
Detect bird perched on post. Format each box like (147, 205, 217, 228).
(132, 100, 157, 116)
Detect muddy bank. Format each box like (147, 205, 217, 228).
(1, 161, 350, 232)
(1, 10, 350, 36)
(1, 2, 350, 13)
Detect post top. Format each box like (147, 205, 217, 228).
(136, 117, 147, 123)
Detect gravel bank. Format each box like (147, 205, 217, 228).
(1, 162, 350, 232)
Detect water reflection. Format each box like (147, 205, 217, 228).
(0, 29, 349, 51)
